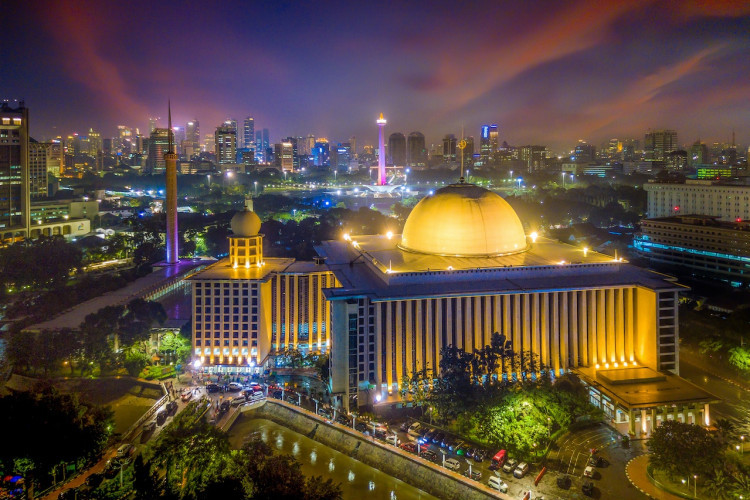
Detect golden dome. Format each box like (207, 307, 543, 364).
(231, 208, 261, 237)
(399, 183, 528, 257)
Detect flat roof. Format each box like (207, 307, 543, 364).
(317, 236, 687, 301)
(26, 259, 207, 332)
(576, 366, 718, 409)
(188, 257, 295, 281)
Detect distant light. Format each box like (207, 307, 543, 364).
(447, 266, 453, 271)
(192, 359, 202, 369)
(343, 233, 351, 241)
(375, 394, 382, 403)
(530, 231, 538, 243)
(558, 260, 566, 265)
(595, 364, 600, 369)
(386, 231, 393, 240)
(583, 247, 589, 257)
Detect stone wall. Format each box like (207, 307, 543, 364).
(236, 400, 510, 500)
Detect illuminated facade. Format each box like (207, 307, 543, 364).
(189, 200, 335, 372)
(318, 182, 715, 434)
(0, 102, 29, 241)
(644, 180, 750, 221)
(377, 113, 387, 185)
(635, 215, 750, 286)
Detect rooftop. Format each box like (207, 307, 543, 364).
(317, 236, 686, 301)
(576, 365, 718, 409)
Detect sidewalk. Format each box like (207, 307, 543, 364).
(625, 455, 685, 500)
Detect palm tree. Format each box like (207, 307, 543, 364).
(705, 470, 732, 499)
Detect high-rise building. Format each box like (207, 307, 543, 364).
(243, 117, 254, 150)
(312, 139, 330, 167)
(349, 136, 356, 158)
(282, 137, 298, 170)
(459, 136, 474, 169)
(185, 120, 200, 158)
(28, 139, 49, 199)
(262, 128, 270, 152)
(644, 180, 750, 221)
(149, 117, 158, 134)
(442, 134, 457, 163)
(645, 129, 677, 161)
(46, 140, 63, 178)
(520, 145, 548, 172)
(333, 143, 351, 170)
(406, 132, 426, 168)
(572, 141, 595, 163)
(146, 128, 170, 174)
(480, 125, 491, 160)
(301, 134, 315, 157)
(489, 125, 498, 155)
(215, 125, 237, 165)
(203, 133, 215, 154)
(387, 132, 406, 166)
(117, 125, 133, 155)
(88, 129, 102, 156)
(275, 141, 294, 172)
(0, 102, 29, 238)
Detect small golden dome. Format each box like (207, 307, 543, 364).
(230, 208, 261, 237)
(399, 183, 528, 257)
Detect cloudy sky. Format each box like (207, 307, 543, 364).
(5, 0, 750, 151)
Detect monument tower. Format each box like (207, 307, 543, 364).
(165, 101, 179, 264)
(377, 112, 387, 185)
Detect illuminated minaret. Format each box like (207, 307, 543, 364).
(165, 101, 179, 264)
(377, 112, 387, 185)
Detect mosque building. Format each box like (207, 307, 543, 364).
(191, 182, 715, 435)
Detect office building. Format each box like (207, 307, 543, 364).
(520, 145, 547, 172)
(317, 181, 714, 434)
(262, 128, 269, 152)
(442, 134, 457, 163)
(0, 102, 30, 241)
(146, 128, 170, 175)
(243, 117, 254, 150)
(333, 143, 351, 170)
(388, 132, 406, 166)
(189, 199, 335, 369)
(634, 215, 750, 287)
(274, 141, 294, 172)
(406, 132, 426, 168)
(215, 125, 237, 165)
(312, 139, 330, 167)
(644, 180, 750, 221)
(689, 141, 709, 167)
(645, 130, 678, 161)
(28, 139, 50, 198)
(489, 125, 499, 156)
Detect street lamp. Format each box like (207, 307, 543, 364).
(693, 475, 698, 497)
(561, 171, 566, 188)
(254, 181, 258, 195)
(517, 177, 523, 189)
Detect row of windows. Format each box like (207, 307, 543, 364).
(195, 339, 256, 347)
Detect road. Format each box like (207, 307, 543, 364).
(679, 357, 750, 435)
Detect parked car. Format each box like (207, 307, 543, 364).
(420, 449, 438, 462)
(463, 469, 482, 481)
(205, 383, 220, 393)
(336, 415, 351, 426)
(465, 447, 475, 459)
(444, 458, 461, 471)
(227, 382, 243, 391)
(442, 436, 455, 449)
(180, 389, 193, 402)
(487, 476, 509, 493)
(231, 395, 247, 406)
(513, 462, 530, 479)
(219, 400, 231, 413)
(473, 449, 486, 462)
(116, 444, 135, 459)
(432, 431, 445, 444)
(400, 442, 417, 453)
(502, 458, 518, 473)
(454, 440, 467, 455)
(318, 408, 333, 419)
(355, 422, 368, 433)
(166, 401, 178, 416)
(142, 420, 157, 433)
(583, 466, 595, 478)
(271, 390, 283, 399)
(490, 449, 507, 469)
(582, 480, 594, 496)
(557, 475, 572, 489)
(156, 410, 168, 426)
(407, 422, 422, 438)
(423, 428, 437, 442)
(85, 473, 104, 488)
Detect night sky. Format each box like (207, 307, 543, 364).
(5, 0, 750, 151)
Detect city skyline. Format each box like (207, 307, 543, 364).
(4, 1, 750, 149)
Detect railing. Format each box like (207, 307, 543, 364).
(122, 382, 169, 442)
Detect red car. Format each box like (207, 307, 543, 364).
(400, 442, 417, 453)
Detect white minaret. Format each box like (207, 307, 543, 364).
(377, 112, 387, 185)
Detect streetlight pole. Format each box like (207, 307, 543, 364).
(254, 181, 258, 196)
(693, 475, 697, 497)
(561, 171, 566, 188)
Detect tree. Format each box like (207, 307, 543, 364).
(728, 346, 750, 372)
(0, 388, 113, 493)
(648, 421, 724, 479)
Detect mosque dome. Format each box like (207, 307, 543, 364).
(230, 208, 262, 237)
(399, 183, 528, 257)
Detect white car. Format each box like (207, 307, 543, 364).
(444, 458, 461, 470)
(583, 465, 595, 478)
(488, 476, 509, 492)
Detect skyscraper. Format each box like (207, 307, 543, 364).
(243, 117, 254, 150)
(387, 132, 406, 166)
(406, 132, 426, 168)
(185, 120, 200, 157)
(645, 129, 678, 161)
(0, 102, 29, 238)
(442, 134, 457, 163)
(489, 125, 499, 155)
(146, 128, 170, 174)
(377, 113, 387, 185)
(262, 128, 270, 152)
(28, 139, 49, 198)
(480, 125, 491, 160)
(349, 136, 357, 158)
(215, 125, 237, 165)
